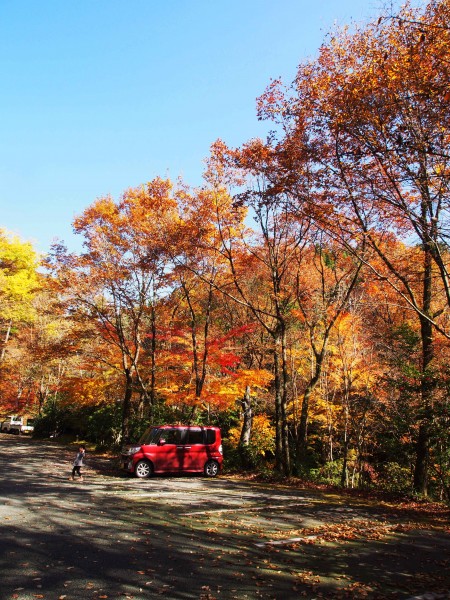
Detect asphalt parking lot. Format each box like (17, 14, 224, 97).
(1, 434, 449, 600)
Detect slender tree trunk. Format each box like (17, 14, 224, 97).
(297, 350, 324, 466)
(0, 320, 12, 363)
(326, 397, 334, 463)
(280, 325, 290, 476)
(273, 344, 283, 473)
(239, 386, 253, 468)
(341, 403, 349, 487)
(239, 386, 253, 447)
(121, 368, 134, 444)
(414, 314, 433, 495)
(413, 243, 434, 495)
(355, 423, 366, 488)
(183, 281, 212, 401)
(297, 386, 312, 463)
(182, 283, 201, 398)
(273, 326, 290, 476)
(149, 303, 157, 413)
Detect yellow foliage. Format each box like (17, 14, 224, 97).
(229, 414, 275, 455)
(0, 230, 40, 323)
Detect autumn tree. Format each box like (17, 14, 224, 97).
(204, 131, 366, 475)
(160, 185, 272, 424)
(254, 0, 450, 494)
(168, 187, 226, 415)
(327, 313, 380, 487)
(310, 1, 449, 495)
(17, 288, 79, 416)
(292, 237, 363, 469)
(47, 178, 178, 442)
(0, 230, 39, 365)
(203, 139, 317, 475)
(0, 231, 41, 417)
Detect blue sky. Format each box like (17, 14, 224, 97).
(1, 0, 396, 253)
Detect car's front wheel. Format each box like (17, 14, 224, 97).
(204, 460, 220, 477)
(134, 460, 153, 478)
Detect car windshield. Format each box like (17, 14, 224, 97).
(138, 427, 162, 445)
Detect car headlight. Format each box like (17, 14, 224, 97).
(127, 446, 141, 455)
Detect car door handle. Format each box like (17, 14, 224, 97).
(177, 446, 191, 449)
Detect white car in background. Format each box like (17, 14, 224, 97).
(0, 415, 35, 435)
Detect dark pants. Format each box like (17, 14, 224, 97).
(72, 465, 82, 478)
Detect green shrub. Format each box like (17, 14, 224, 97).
(378, 462, 412, 494)
(32, 398, 71, 438)
(310, 459, 344, 485)
(86, 404, 123, 448)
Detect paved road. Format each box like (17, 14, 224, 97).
(1, 434, 449, 600)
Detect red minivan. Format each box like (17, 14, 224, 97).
(122, 425, 223, 478)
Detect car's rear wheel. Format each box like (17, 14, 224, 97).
(134, 460, 153, 478)
(204, 460, 219, 477)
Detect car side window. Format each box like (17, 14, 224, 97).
(206, 430, 216, 445)
(161, 429, 183, 445)
(186, 429, 204, 445)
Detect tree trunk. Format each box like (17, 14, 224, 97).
(239, 386, 253, 447)
(0, 320, 12, 363)
(149, 302, 157, 413)
(413, 243, 434, 495)
(121, 368, 134, 445)
(413, 314, 433, 495)
(340, 403, 350, 487)
(273, 344, 283, 473)
(297, 350, 324, 467)
(273, 327, 290, 476)
(238, 386, 253, 468)
(280, 326, 290, 476)
(297, 385, 312, 464)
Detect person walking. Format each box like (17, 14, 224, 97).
(70, 445, 86, 481)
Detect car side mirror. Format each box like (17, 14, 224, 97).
(158, 439, 166, 446)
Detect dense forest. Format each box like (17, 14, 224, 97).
(1, 0, 449, 501)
